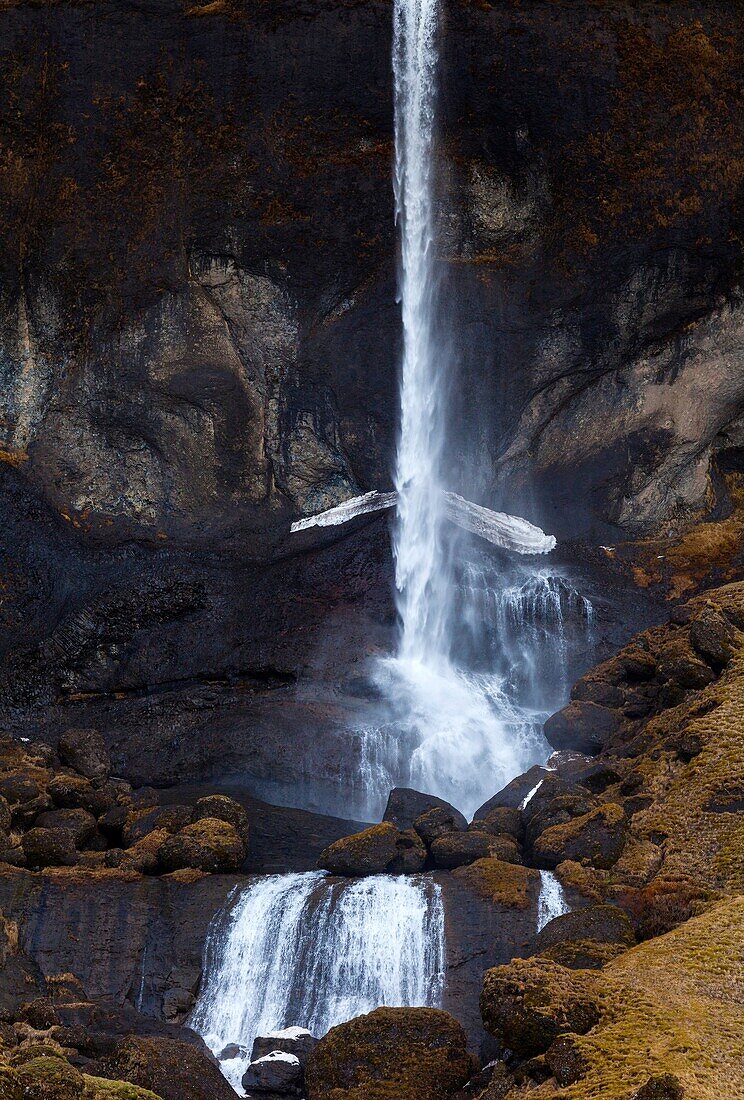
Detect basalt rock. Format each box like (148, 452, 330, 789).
(413, 807, 467, 846)
(251, 1028, 318, 1065)
(48, 777, 113, 819)
(384, 790, 467, 833)
(524, 792, 598, 852)
(430, 831, 497, 870)
(14, 1055, 85, 1100)
(21, 828, 78, 870)
(543, 703, 621, 756)
(190, 796, 250, 848)
(480, 959, 604, 1058)
(34, 810, 98, 850)
(470, 806, 524, 842)
(473, 767, 547, 818)
(532, 803, 627, 870)
(317, 823, 426, 876)
(304, 1007, 473, 1100)
(158, 819, 246, 874)
(530, 905, 636, 958)
(92, 1037, 234, 1100)
(242, 1051, 302, 1095)
(57, 732, 111, 784)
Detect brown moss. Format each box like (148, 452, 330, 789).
(555, 19, 743, 251)
(0, 1059, 21, 1100)
(305, 1007, 473, 1100)
(533, 803, 626, 870)
(452, 857, 538, 909)
(82, 1076, 163, 1100)
(14, 1056, 84, 1100)
(555, 860, 607, 902)
(554, 897, 744, 1098)
(480, 959, 605, 1057)
(0, 448, 28, 468)
(540, 939, 627, 970)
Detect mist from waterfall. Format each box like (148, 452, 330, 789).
(190, 872, 445, 1094)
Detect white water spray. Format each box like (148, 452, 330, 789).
(537, 870, 570, 932)
(190, 872, 445, 1094)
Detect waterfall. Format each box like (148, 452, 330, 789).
(392, 0, 448, 668)
(190, 872, 445, 1094)
(351, 561, 594, 820)
(338, 0, 594, 825)
(537, 870, 570, 932)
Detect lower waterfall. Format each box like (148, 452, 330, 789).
(537, 870, 570, 932)
(190, 872, 445, 1093)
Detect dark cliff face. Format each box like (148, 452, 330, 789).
(0, 0, 741, 548)
(0, 0, 741, 790)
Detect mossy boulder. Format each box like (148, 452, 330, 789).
(429, 830, 495, 869)
(533, 803, 627, 869)
(545, 1033, 591, 1086)
(190, 795, 249, 846)
(317, 823, 425, 876)
(82, 1077, 163, 1100)
(471, 805, 524, 841)
(480, 959, 604, 1057)
(35, 810, 98, 849)
(632, 1074, 684, 1099)
(656, 636, 716, 691)
(106, 830, 170, 874)
(532, 904, 636, 957)
(304, 1007, 473, 1100)
(539, 939, 627, 970)
(92, 1036, 235, 1100)
(15, 1056, 85, 1100)
(158, 819, 245, 873)
(452, 858, 538, 909)
(0, 1060, 21, 1100)
(21, 828, 78, 869)
(10, 1045, 66, 1067)
(48, 776, 112, 818)
(543, 702, 621, 755)
(688, 607, 737, 672)
(412, 806, 465, 846)
(525, 792, 598, 851)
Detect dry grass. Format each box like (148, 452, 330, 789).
(557, 897, 744, 1099)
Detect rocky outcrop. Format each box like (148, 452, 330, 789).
(0, 0, 739, 822)
(0, 734, 249, 876)
(316, 823, 426, 876)
(479, 897, 744, 1097)
(304, 1007, 474, 1100)
(92, 1037, 234, 1100)
(0, 0, 740, 551)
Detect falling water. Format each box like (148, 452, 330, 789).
(351, 560, 594, 821)
(355, 0, 595, 823)
(392, 0, 449, 667)
(190, 872, 445, 1094)
(537, 870, 570, 932)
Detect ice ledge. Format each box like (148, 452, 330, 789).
(290, 489, 556, 555)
